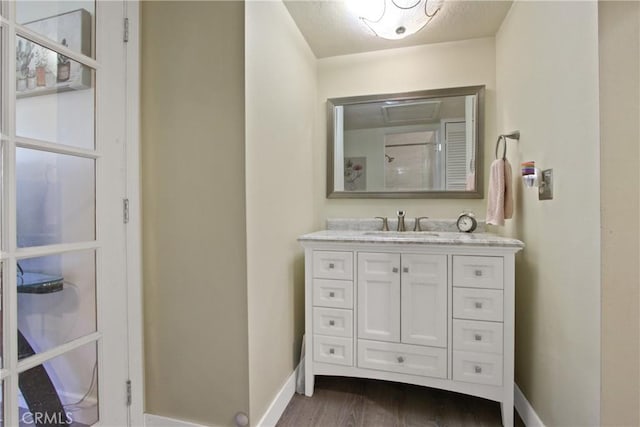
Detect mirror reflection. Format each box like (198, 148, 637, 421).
(328, 86, 484, 198)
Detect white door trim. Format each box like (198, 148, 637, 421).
(124, 0, 145, 425)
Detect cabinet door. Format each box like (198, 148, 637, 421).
(358, 252, 401, 342)
(401, 254, 448, 347)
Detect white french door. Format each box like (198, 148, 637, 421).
(0, 1, 132, 425)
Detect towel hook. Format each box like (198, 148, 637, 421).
(495, 131, 521, 160)
(495, 135, 507, 160)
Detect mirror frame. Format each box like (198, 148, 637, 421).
(327, 85, 485, 199)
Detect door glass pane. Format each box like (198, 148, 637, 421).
(17, 250, 96, 357)
(17, 148, 95, 248)
(16, 1, 94, 59)
(16, 36, 95, 149)
(18, 341, 98, 426)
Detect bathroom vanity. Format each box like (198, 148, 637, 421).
(299, 222, 523, 427)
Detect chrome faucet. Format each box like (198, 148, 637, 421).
(396, 210, 406, 232)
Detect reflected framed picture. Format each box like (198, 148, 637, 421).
(17, 9, 92, 98)
(344, 157, 366, 191)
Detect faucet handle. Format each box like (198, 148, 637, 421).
(375, 216, 389, 231)
(414, 217, 429, 231)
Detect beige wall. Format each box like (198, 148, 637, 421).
(496, 2, 601, 425)
(245, 1, 317, 424)
(598, 2, 640, 425)
(141, 2, 250, 425)
(315, 38, 496, 223)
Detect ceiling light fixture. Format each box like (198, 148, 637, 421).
(347, 0, 444, 40)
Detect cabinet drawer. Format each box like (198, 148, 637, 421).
(313, 279, 353, 309)
(453, 288, 503, 322)
(313, 251, 353, 280)
(453, 319, 503, 354)
(314, 336, 353, 366)
(453, 256, 503, 289)
(453, 351, 503, 386)
(357, 339, 447, 379)
(313, 308, 353, 337)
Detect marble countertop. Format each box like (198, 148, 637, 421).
(326, 217, 487, 233)
(298, 230, 524, 248)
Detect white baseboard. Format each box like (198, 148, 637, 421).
(514, 383, 546, 427)
(255, 364, 300, 427)
(144, 364, 299, 427)
(145, 414, 208, 427)
(146, 377, 539, 427)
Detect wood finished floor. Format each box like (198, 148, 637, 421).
(277, 376, 525, 427)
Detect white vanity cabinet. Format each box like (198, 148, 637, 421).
(299, 230, 523, 427)
(357, 252, 447, 346)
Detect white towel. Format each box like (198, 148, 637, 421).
(486, 158, 513, 226)
(466, 172, 475, 191)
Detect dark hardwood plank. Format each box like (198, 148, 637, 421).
(276, 376, 525, 427)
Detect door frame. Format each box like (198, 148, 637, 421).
(124, 1, 144, 424)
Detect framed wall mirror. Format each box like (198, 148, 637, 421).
(327, 85, 484, 198)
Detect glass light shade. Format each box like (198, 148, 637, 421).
(360, 0, 443, 40)
(346, 0, 385, 21)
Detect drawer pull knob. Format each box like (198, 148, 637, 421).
(474, 334, 482, 341)
(329, 320, 335, 326)
(329, 348, 335, 355)
(403, 267, 409, 273)
(475, 302, 483, 309)
(329, 263, 335, 269)
(329, 292, 335, 298)
(397, 356, 405, 363)
(392, 267, 399, 273)
(474, 366, 482, 374)
(474, 269, 483, 277)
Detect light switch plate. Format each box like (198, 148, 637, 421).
(538, 169, 553, 200)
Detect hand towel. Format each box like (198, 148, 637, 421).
(466, 172, 476, 191)
(486, 158, 513, 226)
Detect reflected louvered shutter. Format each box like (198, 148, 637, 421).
(445, 121, 467, 190)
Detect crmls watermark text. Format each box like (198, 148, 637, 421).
(21, 412, 74, 425)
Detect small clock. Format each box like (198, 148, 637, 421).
(457, 212, 477, 233)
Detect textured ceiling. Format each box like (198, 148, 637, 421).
(283, 0, 513, 58)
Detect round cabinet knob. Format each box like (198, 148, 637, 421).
(474, 366, 482, 374)
(403, 267, 409, 273)
(329, 348, 335, 355)
(474, 334, 482, 341)
(329, 320, 335, 326)
(329, 263, 335, 269)
(475, 302, 483, 309)
(474, 269, 483, 277)
(397, 356, 405, 363)
(392, 267, 399, 273)
(329, 292, 335, 298)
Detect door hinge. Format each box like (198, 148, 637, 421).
(126, 380, 132, 406)
(123, 198, 130, 224)
(124, 18, 129, 43)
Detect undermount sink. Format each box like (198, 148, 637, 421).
(363, 231, 442, 238)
